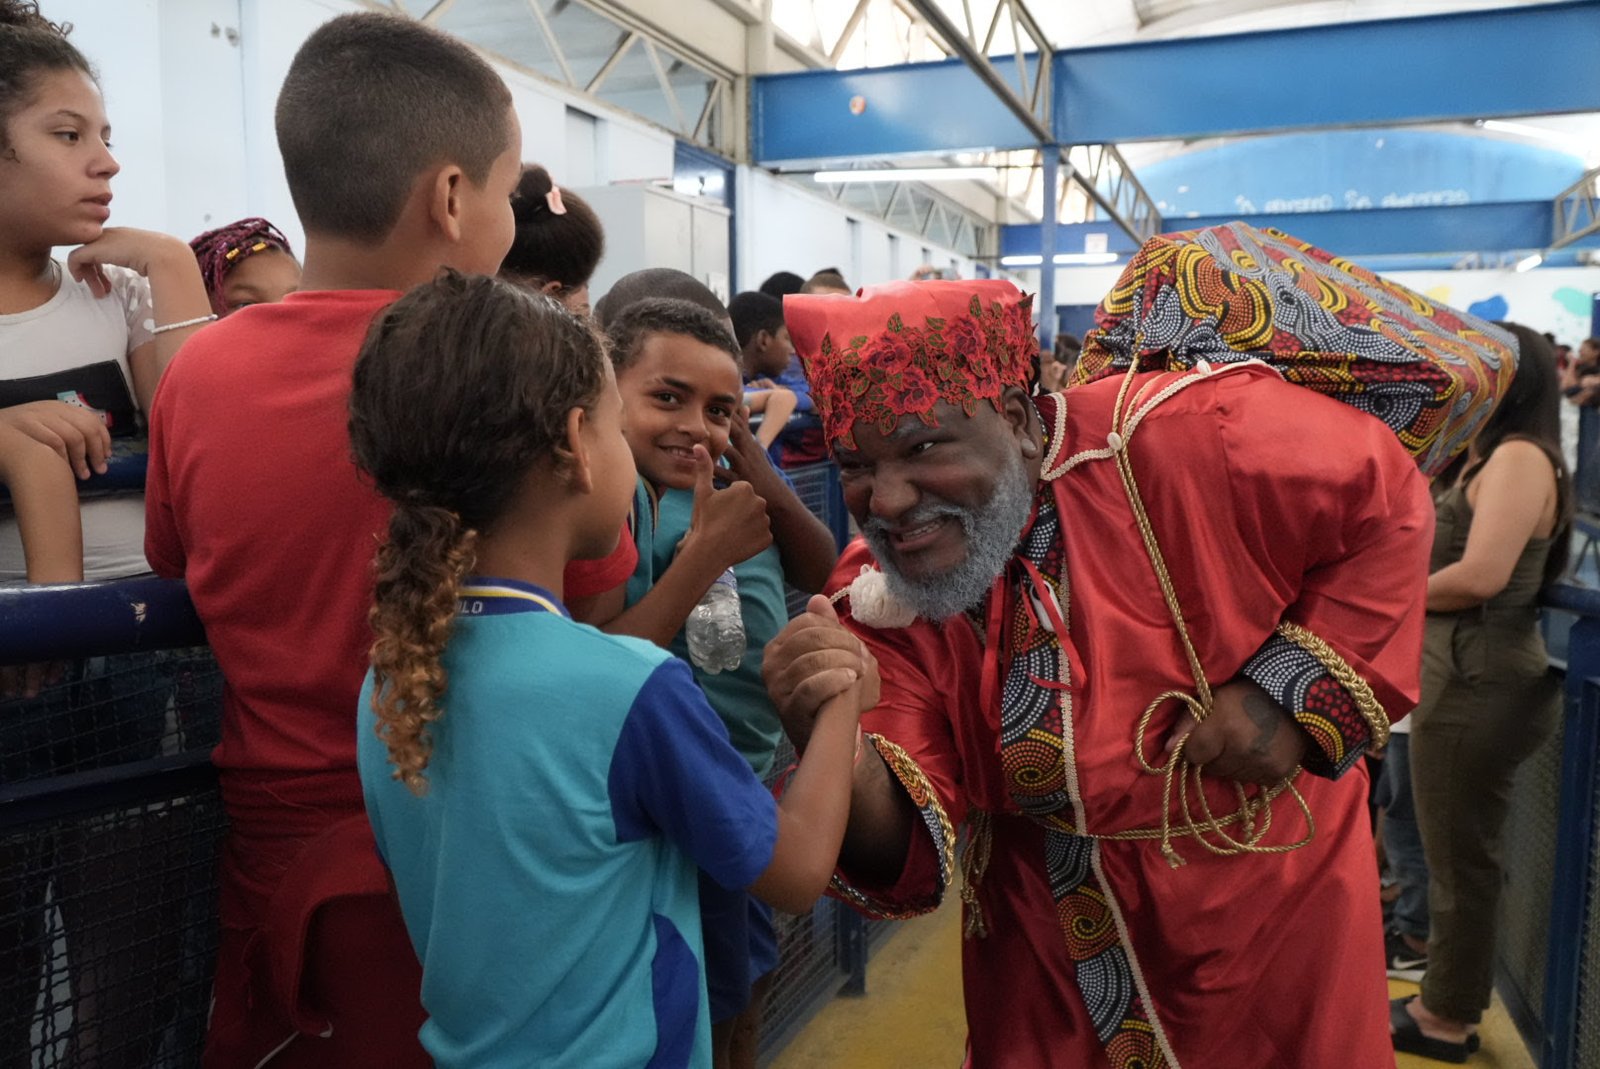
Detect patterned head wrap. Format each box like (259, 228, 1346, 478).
(785, 279, 1036, 450)
(1072, 222, 1516, 477)
(188, 218, 294, 317)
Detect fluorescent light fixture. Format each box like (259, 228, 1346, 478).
(1479, 119, 1577, 145)
(1515, 253, 1544, 272)
(999, 253, 1121, 267)
(813, 167, 998, 184)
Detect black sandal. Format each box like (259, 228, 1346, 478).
(1390, 997, 1473, 1063)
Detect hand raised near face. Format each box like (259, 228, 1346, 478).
(714, 410, 783, 495)
(685, 443, 772, 571)
(66, 227, 192, 297)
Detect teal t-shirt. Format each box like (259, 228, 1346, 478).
(625, 476, 788, 778)
(357, 578, 778, 1069)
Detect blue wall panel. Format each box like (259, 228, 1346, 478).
(752, 54, 1041, 163)
(1137, 130, 1587, 218)
(1002, 202, 1600, 259)
(1053, 1, 1600, 144)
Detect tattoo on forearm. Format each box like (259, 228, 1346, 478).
(1242, 691, 1283, 757)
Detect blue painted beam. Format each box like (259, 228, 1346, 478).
(1001, 201, 1600, 259)
(1054, 1, 1600, 144)
(753, 3, 1600, 162)
(752, 54, 1040, 164)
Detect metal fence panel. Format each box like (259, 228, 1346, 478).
(1578, 767, 1600, 1069)
(0, 625, 222, 1069)
(1496, 690, 1565, 1049)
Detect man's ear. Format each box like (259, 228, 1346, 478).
(427, 164, 469, 243)
(540, 279, 564, 298)
(563, 406, 593, 493)
(1000, 385, 1041, 458)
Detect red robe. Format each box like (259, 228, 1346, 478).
(829, 364, 1433, 1068)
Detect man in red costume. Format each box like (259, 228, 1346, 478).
(766, 276, 1446, 1068)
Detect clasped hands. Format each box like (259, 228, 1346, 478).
(763, 597, 880, 752)
(765, 597, 1306, 785)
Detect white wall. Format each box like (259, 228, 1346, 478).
(38, 0, 676, 252)
(40, 0, 982, 296)
(735, 168, 978, 293)
(1378, 268, 1599, 347)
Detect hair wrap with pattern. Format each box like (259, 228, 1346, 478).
(1072, 222, 1516, 477)
(189, 217, 293, 316)
(785, 279, 1036, 450)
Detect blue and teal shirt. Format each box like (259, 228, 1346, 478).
(357, 578, 778, 1068)
(625, 477, 789, 778)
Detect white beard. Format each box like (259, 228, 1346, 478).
(858, 449, 1036, 623)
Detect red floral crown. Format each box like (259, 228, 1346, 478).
(784, 280, 1036, 449)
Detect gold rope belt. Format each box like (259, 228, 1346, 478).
(1098, 358, 1317, 868)
(965, 360, 1344, 913)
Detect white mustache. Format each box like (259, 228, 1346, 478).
(859, 503, 969, 539)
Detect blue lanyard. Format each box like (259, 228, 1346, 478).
(456, 578, 569, 618)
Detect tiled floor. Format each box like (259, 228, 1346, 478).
(770, 904, 1536, 1068)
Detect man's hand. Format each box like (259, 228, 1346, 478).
(764, 596, 879, 753)
(1166, 678, 1307, 784)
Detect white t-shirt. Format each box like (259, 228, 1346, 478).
(0, 263, 155, 582)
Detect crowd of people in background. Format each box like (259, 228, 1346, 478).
(0, 1, 1591, 1067)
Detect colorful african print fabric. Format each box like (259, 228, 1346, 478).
(1001, 489, 1171, 1068)
(1074, 222, 1515, 477)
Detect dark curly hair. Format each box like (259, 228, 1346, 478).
(604, 296, 741, 374)
(592, 267, 730, 329)
(759, 271, 804, 299)
(499, 164, 605, 295)
(349, 271, 608, 794)
(0, 1, 94, 154)
(728, 291, 785, 350)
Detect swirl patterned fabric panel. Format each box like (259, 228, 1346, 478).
(1073, 222, 1516, 477)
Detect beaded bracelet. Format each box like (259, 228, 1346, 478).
(152, 313, 218, 335)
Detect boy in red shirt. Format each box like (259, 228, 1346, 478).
(144, 14, 635, 1066)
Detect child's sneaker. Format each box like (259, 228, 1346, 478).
(1385, 927, 1428, 981)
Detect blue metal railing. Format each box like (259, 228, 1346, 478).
(0, 578, 222, 1069)
(0, 459, 870, 1069)
(1503, 580, 1600, 1069)
(1504, 382, 1600, 1066)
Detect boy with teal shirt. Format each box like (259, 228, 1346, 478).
(631, 474, 790, 777)
(600, 296, 838, 1066)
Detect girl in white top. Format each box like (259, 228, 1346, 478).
(0, 1, 211, 583)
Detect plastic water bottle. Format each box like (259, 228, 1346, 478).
(687, 568, 745, 674)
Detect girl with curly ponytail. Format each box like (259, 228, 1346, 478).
(349, 271, 866, 1067)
